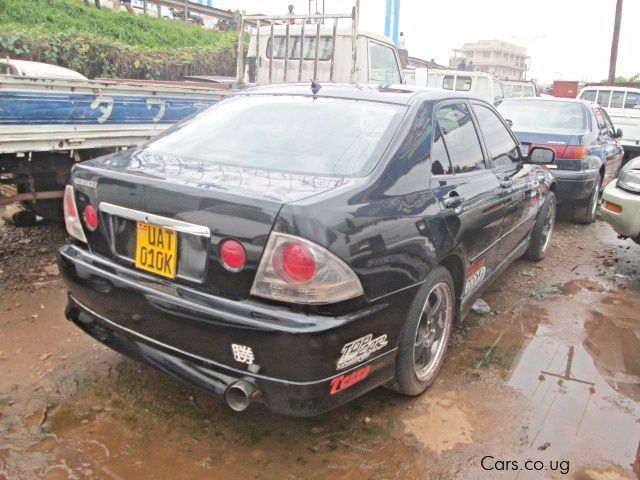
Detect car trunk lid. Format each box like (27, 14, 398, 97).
(72, 149, 347, 300)
(513, 130, 585, 157)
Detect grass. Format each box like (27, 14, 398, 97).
(0, 0, 240, 78)
(0, 0, 237, 53)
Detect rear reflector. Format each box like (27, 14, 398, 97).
(83, 204, 99, 231)
(219, 239, 246, 272)
(63, 185, 87, 243)
(603, 201, 622, 214)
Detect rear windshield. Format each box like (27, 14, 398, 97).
(145, 95, 404, 177)
(497, 100, 588, 132)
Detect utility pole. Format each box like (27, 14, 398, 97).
(608, 0, 623, 83)
(384, 0, 400, 47)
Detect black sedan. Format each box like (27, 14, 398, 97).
(497, 97, 624, 224)
(59, 84, 557, 416)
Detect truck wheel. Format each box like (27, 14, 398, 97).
(573, 176, 601, 224)
(392, 266, 455, 396)
(525, 191, 556, 261)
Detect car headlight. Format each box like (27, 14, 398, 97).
(618, 169, 640, 193)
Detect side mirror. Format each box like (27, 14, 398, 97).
(614, 128, 623, 138)
(527, 146, 556, 165)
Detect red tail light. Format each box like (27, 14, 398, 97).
(530, 144, 587, 159)
(273, 241, 316, 283)
(563, 146, 588, 159)
(83, 204, 99, 231)
(251, 232, 363, 304)
(219, 239, 246, 271)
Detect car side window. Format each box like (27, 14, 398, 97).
(369, 42, 401, 84)
(431, 122, 452, 175)
(594, 107, 607, 133)
(493, 81, 505, 102)
(601, 109, 616, 135)
(435, 103, 485, 173)
(624, 92, 640, 109)
(610, 91, 625, 108)
(472, 104, 520, 168)
(596, 90, 611, 107)
(580, 90, 597, 102)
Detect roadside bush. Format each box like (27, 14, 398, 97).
(0, 0, 241, 79)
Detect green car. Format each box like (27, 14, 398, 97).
(601, 156, 640, 244)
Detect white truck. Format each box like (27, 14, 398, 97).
(578, 85, 640, 159)
(234, 12, 511, 108)
(236, 10, 403, 86)
(417, 69, 505, 105)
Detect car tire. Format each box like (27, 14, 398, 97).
(525, 191, 556, 261)
(392, 266, 455, 396)
(573, 176, 601, 224)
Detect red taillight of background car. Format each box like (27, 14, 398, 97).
(219, 239, 246, 272)
(83, 204, 99, 231)
(562, 146, 588, 159)
(530, 144, 587, 159)
(273, 241, 316, 283)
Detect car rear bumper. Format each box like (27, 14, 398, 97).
(59, 244, 410, 416)
(550, 168, 599, 202)
(600, 180, 640, 241)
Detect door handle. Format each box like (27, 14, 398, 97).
(443, 194, 463, 209)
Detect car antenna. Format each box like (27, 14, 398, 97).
(311, 80, 322, 96)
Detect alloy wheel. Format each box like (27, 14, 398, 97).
(413, 282, 453, 381)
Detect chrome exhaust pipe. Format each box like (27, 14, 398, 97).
(225, 379, 260, 412)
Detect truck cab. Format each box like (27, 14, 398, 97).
(578, 85, 640, 158)
(416, 69, 505, 105)
(243, 24, 403, 85)
(238, 13, 403, 86)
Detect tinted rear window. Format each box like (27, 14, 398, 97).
(497, 100, 588, 132)
(145, 95, 404, 177)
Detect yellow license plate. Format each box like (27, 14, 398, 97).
(135, 222, 178, 279)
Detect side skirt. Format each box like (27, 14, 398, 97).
(459, 236, 530, 320)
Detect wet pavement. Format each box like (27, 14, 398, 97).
(1, 216, 639, 479)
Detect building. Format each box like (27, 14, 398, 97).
(449, 40, 529, 80)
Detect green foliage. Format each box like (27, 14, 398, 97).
(0, 0, 241, 79)
(613, 73, 640, 84)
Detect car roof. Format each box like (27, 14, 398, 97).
(499, 96, 593, 107)
(236, 83, 478, 106)
(0, 59, 87, 80)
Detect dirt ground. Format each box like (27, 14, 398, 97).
(1, 213, 639, 480)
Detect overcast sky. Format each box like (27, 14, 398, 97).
(214, 0, 639, 83)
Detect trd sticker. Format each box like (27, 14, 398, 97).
(464, 258, 486, 296)
(329, 366, 371, 395)
(336, 333, 388, 370)
(231, 344, 255, 365)
(530, 188, 539, 206)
